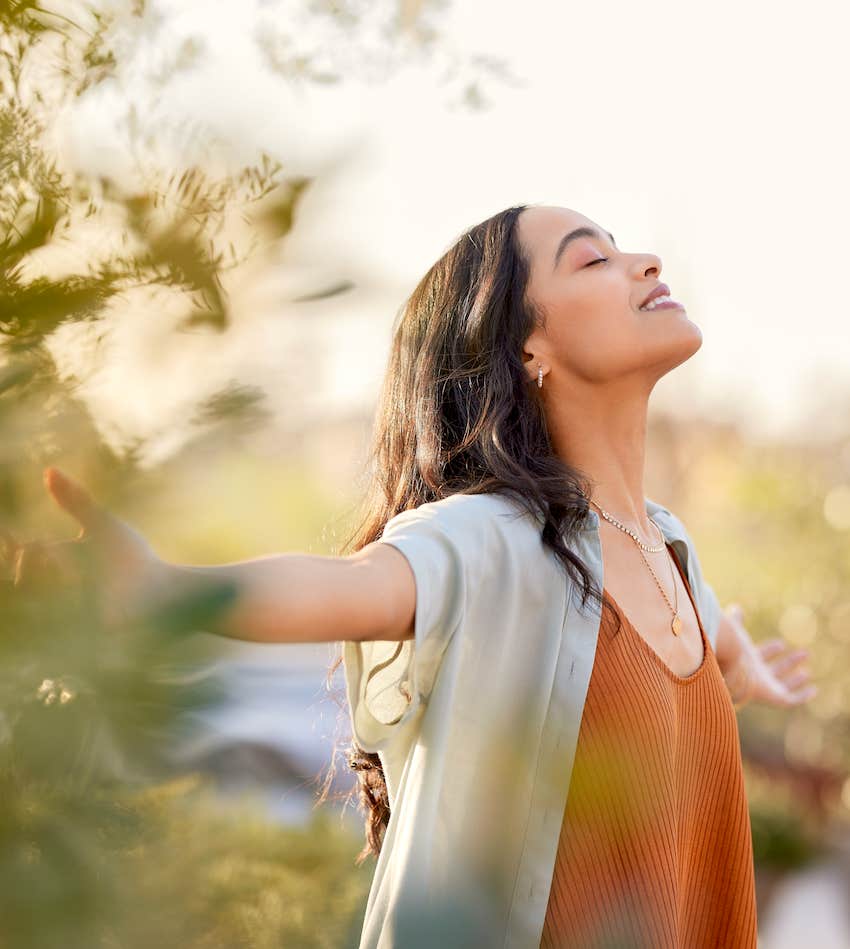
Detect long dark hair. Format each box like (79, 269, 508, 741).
(314, 204, 622, 864)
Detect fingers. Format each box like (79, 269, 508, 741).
(746, 632, 820, 708)
(793, 685, 819, 702)
(770, 648, 810, 675)
(784, 669, 812, 691)
(754, 637, 811, 674)
(778, 681, 818, 706)
(763, 641, 811, 677)
(43, 467, 104, 535)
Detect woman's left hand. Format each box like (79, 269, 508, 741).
(723, 604, 818, 709)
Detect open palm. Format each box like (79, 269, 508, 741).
(2, 467, 167, 629)
(726, 604, 818, 709)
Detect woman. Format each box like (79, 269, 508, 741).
(18, 204, 816, 948)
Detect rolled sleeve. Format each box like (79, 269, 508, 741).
(342, 497, 485, 752)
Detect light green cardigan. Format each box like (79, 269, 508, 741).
(343, 492, 722, 949)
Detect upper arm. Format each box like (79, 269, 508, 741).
(346, 542, 416, 643)
(711, 605, 738, 674)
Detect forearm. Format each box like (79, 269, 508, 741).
(152, 551, 383, 645)
(714, 608, 746, 677)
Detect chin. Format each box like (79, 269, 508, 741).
(653, 317, 702, 374)
(683, 315, 703, 350)
(673, 320, 703, 366)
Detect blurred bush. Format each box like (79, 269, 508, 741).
(0, 2, 370, 946)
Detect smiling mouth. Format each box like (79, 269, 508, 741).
(638, 295, 686, 312)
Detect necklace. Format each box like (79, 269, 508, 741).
(590, 501, 665, 552)
(589, 498, 683, 637)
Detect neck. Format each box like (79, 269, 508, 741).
(544, 379, 654, 536)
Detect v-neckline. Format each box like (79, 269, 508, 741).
(602, 543, 708, 683)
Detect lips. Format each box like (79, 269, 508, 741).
(638, 283, 670, 309)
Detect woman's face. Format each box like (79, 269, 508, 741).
(516, 205, 703, 389)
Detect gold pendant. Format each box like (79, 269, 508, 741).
(671, 614, 682, 635)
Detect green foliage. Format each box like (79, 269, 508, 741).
(749, 803, 821, 871)
(0, 771, 372, 949)
(0, 3, 372, 947)
(0, 0, 304, 375)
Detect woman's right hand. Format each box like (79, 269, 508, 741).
(1, 467, 169, 628)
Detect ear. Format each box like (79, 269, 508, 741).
(523, 355, 547, 386)
(521, 325, 548, 386)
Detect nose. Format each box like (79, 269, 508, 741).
(634, 251, 662, 277)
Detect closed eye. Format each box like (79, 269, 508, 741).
(584, 257, 608, 267)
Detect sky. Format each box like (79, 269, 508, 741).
(48, 0, 850, 465)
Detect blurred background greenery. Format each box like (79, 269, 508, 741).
(0, 1, 375, 945)
(1, 0, 848, 946)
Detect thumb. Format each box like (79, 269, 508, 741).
(43, 467, 106, 534)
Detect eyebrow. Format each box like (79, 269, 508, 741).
(553, 226, 618, 270)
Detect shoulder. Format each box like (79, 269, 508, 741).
(647, 499, 714, 592)
(646, 497, 690, 544)
(380, 491, 539, 557)
(384, 491, 530, 531)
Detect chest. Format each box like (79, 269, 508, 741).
(599, 533, 705, 679)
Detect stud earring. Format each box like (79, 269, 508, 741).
(537, 365, 543, 389)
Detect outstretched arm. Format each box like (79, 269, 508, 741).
(714, 608, 747, 676)
(25, 467, 416, 646)
(158, 542, 416, 645)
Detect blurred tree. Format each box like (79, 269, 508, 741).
(0, 1, 368, 946)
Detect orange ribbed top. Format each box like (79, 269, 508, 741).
(540, 544, 758, 948)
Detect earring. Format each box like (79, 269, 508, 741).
(537, 365, 543, 389)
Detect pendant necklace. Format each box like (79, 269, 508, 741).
(589, 498, 682, 636)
